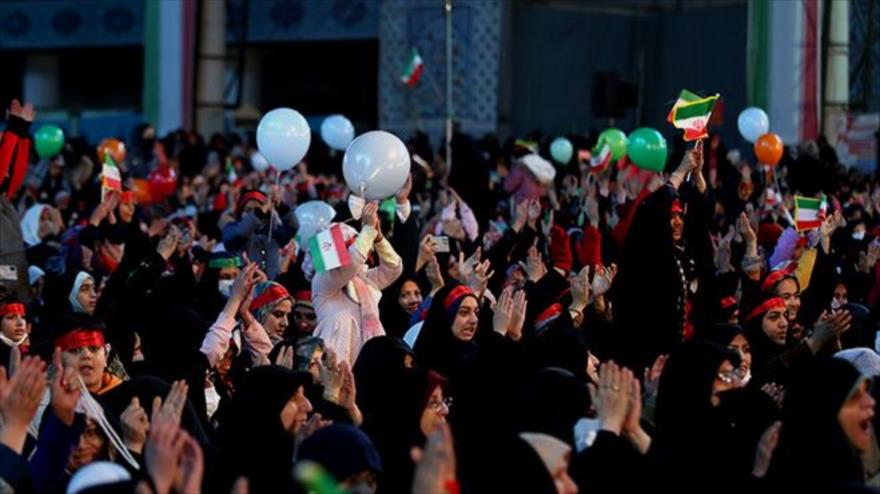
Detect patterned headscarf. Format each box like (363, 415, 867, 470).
(250, 281, 293, 323)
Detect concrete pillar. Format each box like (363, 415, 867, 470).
(23, 55, 60, 109)
(823, 0, 849, 144)
(195, 0, 227, 137)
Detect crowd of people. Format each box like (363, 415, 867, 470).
(1, 95, 879, 494)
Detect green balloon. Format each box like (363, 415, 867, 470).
(598, 128, 628, 161)
(627, 128, 667, 172)
(34, 125, 65, 159)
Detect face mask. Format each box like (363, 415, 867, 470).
(853, 231, 866, 241)
(831, 297, 846, 310)
(573, 418, 602, 453)
(218, 279, 234, 298)
(205, 384, 221, 419)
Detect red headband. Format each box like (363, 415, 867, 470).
(56, 329, 105, 352)
(444, 285, 475, 311)
(251, 284, 291, 312)
(761, 266, 797, 293)
(719, 296, 737, 310)
(670, 198, 684, 214)
(238, 191, 267, 210)
(745, 297, 786, 322)
(120, 191, 135, 204)
(0, 303, 25, 317)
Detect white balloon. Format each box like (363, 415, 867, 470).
(737, 107, 770, 143)
(250, 151, 270, 172)
(256, 108, 311, 171)
(342, 130, 411, 201)
(295, 200, 337, 242)
(320, 114, 355, 151)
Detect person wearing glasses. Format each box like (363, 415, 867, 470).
(649, 341, 747, 491)
(360, 367, 450, 494)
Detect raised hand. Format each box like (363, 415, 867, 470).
(809, 310, 853, 352)
(569, 265, 591, 312)
(50, 347, 81, 426)
(524, 244, 547, 282)
(361, 202, 380, 230)
(466, 258, 493, 296)
(591, 263, 617, 298)
(7, 99, 36, 122)
(274, 345, 295, 370)
(157, 226, 181, 261)
(412, 423, 457, 494)
(416, 235, 434, 272)
(512, 201, 529, 233)
(752, 421, 782, 478)
(643, 354, 668, 403)
(0, 355, 47, 453)
(320, 349, 344, 404)
(151, 380, 189, 427)
(507, 289, 528, 342)
(174, 431, 204, 494)
(144, 410, 186, 494)
(738, 212, 756, 244)
(492, 287, 514, 337)
(588, 361, 633, 435)
(426, 255, 445, 295)
(121, 396, 150, 454)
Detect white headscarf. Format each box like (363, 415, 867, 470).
(20, 204, 48, 247)
(66, 461, 131, 494)
(518, 154, 556, 185)
(68, 271, 94, 314)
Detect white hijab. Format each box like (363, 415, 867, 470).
(21, 204, 48, 247)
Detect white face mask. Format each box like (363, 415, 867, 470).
(205, 384, 221, 419)
(218, 279, 234, 298)
(853, 230, 866, 241)
(573, 418, 602, 453)
(831, 297, 847, 310)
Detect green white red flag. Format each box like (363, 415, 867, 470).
(308, 224, 351, 273)
(794, 195, 827, 232)
(590, 141, 612, 174)
(400, 49, 424, 88)
(101, 153, 121, 202)
(667, 89, 720, 141)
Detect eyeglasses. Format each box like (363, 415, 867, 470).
(427, 397, 453, 412)
(717, 368, 746, 385)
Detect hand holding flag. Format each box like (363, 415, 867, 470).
(667, 89, 720, 142)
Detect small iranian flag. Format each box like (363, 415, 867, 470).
(400, 49, 424, 87)
(667, 89, 720, 141)
(794, 195, 828, 232)
(308, 224, 352, 273)
(590, 141, 612, 174)
(101, 154, 122, 199)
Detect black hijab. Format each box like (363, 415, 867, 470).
(514, 367, 591, 449)
(768, 357, 867, 492)
(412, 284, 479, 382)
(650, 341, 739, 488)
(361, 367, 446, 494)
(215, 366, 312, 493)
(352, 336, 414, 423)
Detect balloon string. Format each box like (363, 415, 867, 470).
(267, 172, 281, 247)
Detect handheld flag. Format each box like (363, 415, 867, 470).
(667, 89, 720, 141)
(400, 49, 425, 88)
(590, 141, 612, 174)
(794, 195, 827, 232)
(101, 153, 122, 201)
(308, 224, 352, 273)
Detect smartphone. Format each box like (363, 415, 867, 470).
(432, 235, 450, 253)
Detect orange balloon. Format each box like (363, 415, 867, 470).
(97, 138, 127, 165)
(754, 132, 783, 166)
(131, 178, 153, 204)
